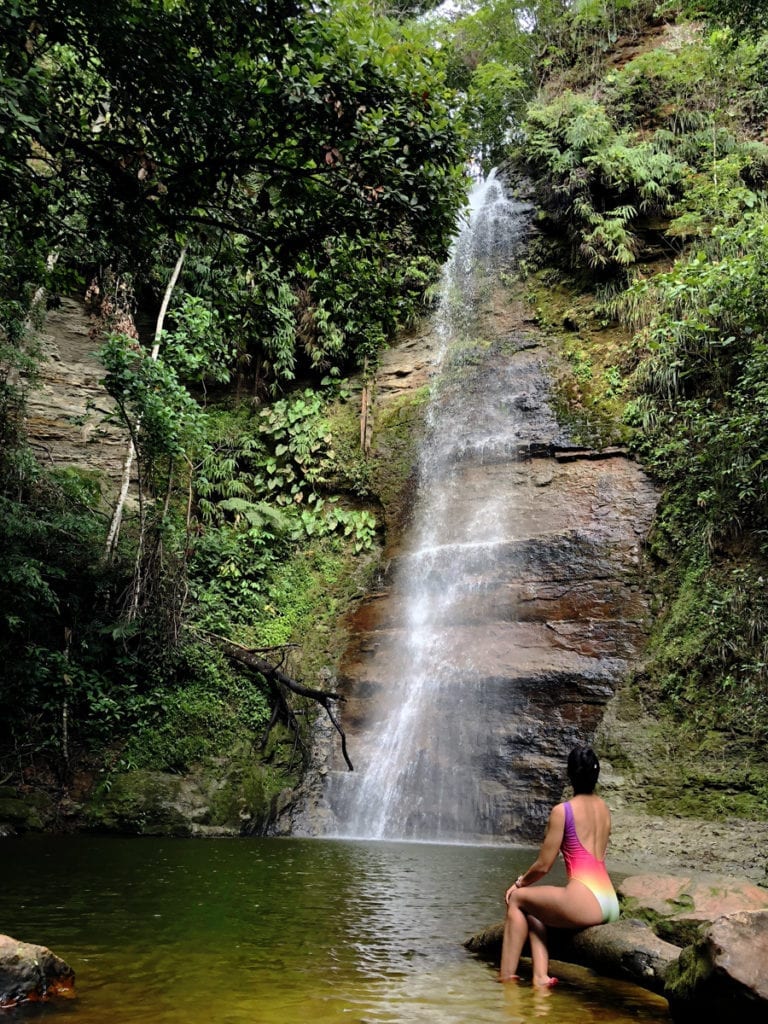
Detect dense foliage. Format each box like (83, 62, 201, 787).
(499, 3, 768, 810)
(1, 0, 465, 381)
(0, 0, 466, 803)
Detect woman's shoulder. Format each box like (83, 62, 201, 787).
(571, 793, 610, 817)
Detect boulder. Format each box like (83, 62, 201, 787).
(561, 918, 680, 994)
(664, 910, 768, 1023)
(0, 934, 75, 1009)
(0, 786, 55, 833)
(619, 873, 768, 947)
(464, 917, 680, 994)
(84, 765, 292, 837)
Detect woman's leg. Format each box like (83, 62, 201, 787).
(499, 899, 529, 981)
(501, 882, 602, 982)
(513, 881, 604, 930)
(526, 914, 554, 986)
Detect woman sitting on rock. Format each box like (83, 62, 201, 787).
(500, 744, 620, 985)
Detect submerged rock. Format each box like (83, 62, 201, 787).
(0, 934, 75, 1009)
(664, 910, 768, 1023)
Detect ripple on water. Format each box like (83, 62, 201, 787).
(0, 836, 670, 1024)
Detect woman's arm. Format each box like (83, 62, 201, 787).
(505, 803, 565, 903)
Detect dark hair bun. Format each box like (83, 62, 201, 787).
(567, 745, 600, 794)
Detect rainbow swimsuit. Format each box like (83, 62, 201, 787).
(561, 801, 620, 923)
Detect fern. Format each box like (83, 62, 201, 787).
(518, 92, 684, 274)
(216, 497, 291, 533)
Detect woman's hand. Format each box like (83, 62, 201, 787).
(505, 876, 524, 903)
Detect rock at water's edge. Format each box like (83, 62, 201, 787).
(619, 872, 768, 947)
(563, 918, 679, 994)
(664, 909, 768, 1024)
(0, 934, 75, 1009)
(464, 917, 679, 995)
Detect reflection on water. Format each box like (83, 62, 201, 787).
(0, 836, 670, 1023)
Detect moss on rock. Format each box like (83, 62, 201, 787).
(85, 772, 193, 836)
(0, 787, 55, 832)
(369, 385, 430, 536)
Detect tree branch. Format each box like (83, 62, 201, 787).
(200, 630, 353, 771)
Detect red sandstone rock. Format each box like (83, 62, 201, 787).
(0, 934, 75, 1009)
(618, 873, 768, 947)
(664, 909, 768, 1023)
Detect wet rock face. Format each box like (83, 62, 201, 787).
(301, 327, 659, 842)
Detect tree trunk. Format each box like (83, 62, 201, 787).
(203, 631, 354, 771)
(104, 245, 188, 561)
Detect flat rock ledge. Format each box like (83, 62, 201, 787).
(464, 872, 768, 1021)
(0, 934, 75, 1009)
(618, 872, 768, 947)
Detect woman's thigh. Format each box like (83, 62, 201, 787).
(513, 882, 603, 929)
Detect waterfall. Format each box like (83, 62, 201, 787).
(330, 172, 535, 842)
(297, 168, 658, 847)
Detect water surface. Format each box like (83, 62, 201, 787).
(0, 836, 670, 1023)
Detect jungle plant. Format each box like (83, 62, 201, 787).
(518, 91, 685, 272)
(704, 0, 768, 34)
(462, 61, 529, 167)
(626, 209, 768, 552)
(1, 0, 467, 390)
(533, 0, 659, 83)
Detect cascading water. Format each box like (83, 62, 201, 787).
(300, 168, 658, 846)
(329, 172, 538, 842)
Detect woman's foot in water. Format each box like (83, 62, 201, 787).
(533, 975, 558, 987)
(498, 974, 521, 983)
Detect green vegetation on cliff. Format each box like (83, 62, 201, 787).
(0, 0, 465, 823)
(4, 0, 768, 830)
(460, 0, 768, 816)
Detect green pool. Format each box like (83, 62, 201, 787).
(0, 835, 670, 1023)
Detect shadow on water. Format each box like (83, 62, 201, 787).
(0, 835, 670, 1023)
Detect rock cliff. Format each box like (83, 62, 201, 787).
(294, 289, 659, 841)
(23, 297, 131, 490)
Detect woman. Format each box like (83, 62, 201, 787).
(500, 745, 619, 985)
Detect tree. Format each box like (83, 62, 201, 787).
(705, 0, 768, 34)
(1, 0, 466, 384)
(435, 0, 571, 165)
(0, 0, 467, 786)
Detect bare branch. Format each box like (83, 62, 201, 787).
(200, 629, 353, 771)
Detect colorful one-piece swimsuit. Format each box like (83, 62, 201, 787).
(560, 801, 620, 923)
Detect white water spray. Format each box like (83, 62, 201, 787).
(332, 172, 533, 841)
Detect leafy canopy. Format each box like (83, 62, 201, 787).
(1, 0, 467, 383)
